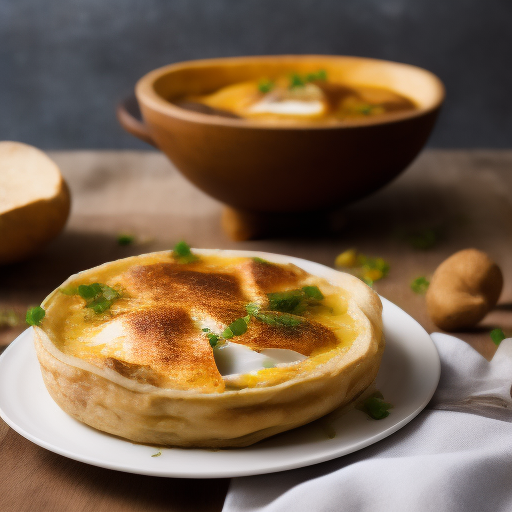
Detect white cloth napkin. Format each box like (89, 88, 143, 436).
(223, 334, 512, 512)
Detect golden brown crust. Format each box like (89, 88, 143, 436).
(238, 258, 307, 293)
(118, 262, 248, 323)
(235, 315, 337, 355)
(123, 307, 224, 392)
(33, 249, 384, 448)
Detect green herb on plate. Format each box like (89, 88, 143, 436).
(358, 392, 393, 420)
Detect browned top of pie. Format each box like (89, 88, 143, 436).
(41, 252, 356, 393)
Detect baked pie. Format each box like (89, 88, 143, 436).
(33, 248, 384, 447)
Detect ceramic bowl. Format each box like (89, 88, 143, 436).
(118, 55, 444, 214)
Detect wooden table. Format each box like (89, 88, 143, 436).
(1, 150, 511, 511)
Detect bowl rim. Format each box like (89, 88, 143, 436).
(135, 54, 445, 131)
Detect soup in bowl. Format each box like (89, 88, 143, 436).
(118, 55, 444, 216)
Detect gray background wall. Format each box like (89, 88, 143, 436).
(1, 0, 511, 149)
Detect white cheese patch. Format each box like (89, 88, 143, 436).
(214, 341, 306, 377)
(248, 83, 327, 117)
(86, 319, 126, 347)
(249, 98, 325, 116)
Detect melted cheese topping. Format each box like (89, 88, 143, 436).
(41, 253, 357, 393)
(176, 77, 417, 124)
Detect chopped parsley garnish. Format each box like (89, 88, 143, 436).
(302, 285, 324, 300)
(205, 299, 305, 349)
(151, 450, 162, 457)
(358, 392, 393, 420)
(207, 334, 219, 347)
(306, 69, 327, 82)
(267, 286, 325, 315)
(289, 70, 327, 89)
(78, 283, 103, 300)
(222, 317, 249, 338)
(172, 241, 199, 264)
(289, 73, 306, 89)
(267, 289, 304, 313)
(206, 287, 316, 349)
(411, 276, 430, 294)
(252, 257, 272, 265)
(203, 315, 251, 347)
(201, 327, 220, 347)
(253, 312, 302, 327)
(59, 285, 78, 295)
(258, 79, 275, 94)
(117, 233, 135, 246)
(26, 306, 45, 326)
(73, 283, 122, 314)
(490, 328, 506, 346)
(245, 303, 260, 317)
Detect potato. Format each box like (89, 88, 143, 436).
(426, 249, 503, 331)
(0, 141, 71, 264)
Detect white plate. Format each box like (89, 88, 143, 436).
(0, 254, 440, 479)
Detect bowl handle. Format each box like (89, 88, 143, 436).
(116, 95, 157, 147)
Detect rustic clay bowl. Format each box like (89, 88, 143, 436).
(118, 55, 444, 215)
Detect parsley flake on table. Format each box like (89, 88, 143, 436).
(334, 250, 390, 287)
(490, 328, 506, 346)
(117, 233, 136, 246)
(411, 276, 430, 294)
